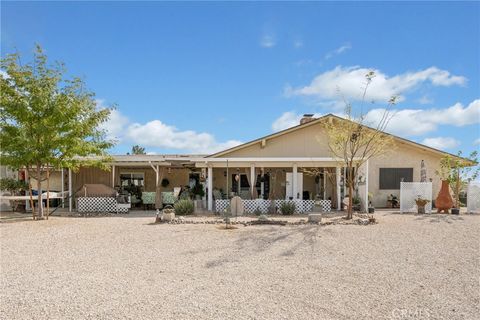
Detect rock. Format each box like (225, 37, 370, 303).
(358, 218, 369, 225)
(308, 214, 322, 223)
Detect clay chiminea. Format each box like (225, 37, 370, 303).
(435, 180, 454, 213)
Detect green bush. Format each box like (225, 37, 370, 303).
(174, 199, 194, 215)
(279, 201, 296, 215)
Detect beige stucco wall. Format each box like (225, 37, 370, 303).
(222, 124, 331, 157)
(368, 141, 443, 208)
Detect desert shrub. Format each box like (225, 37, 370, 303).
(279, 201, 296, 215)
(253, 206, 262, 216)
(174, 199, 194, 215)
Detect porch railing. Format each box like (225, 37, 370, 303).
(214, 199, 331, 214)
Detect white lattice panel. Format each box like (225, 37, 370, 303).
(215, 199, 331, 214)
(467, 182, 480, 214)
(244, 199, 271, 213)
(215, 199, 230, 213)
(78, 197, 118, 213)
(400, 182, 432, 213)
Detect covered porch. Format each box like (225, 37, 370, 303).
(196, 157, 370, 214)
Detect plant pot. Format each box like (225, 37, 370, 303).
(435, 180, 454, 213)
(162, 211, 175, 221)
(368, 207, 375, 214)
(451, 208, 460, 215)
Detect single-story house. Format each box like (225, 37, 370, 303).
(21, 114, 470, 213)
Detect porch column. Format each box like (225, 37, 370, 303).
(61, 168, 64, 208)
(156, 165, 160, 187)
(111, 165, 115, 188)
(365, 160, 369, 212)
(207, 166, 213, 211)
(336, 167, 341, 211)
(250, 164, 255, 198)
(68, 168, 72, 212)
(323, 168, 327, 199)
(292, 163, 298, 199)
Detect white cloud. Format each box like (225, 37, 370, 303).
(272, 111, 322, 132)
(421, 137, 460, 150)
(289, 66, 467, 103)
(325, 43, 352, 59)
(364, 99, 480, 137)
(417, 95, 433, 105)
(101, 107, 242, 154)
(260, 34, 276, 48)
(474, 138, 480, 146)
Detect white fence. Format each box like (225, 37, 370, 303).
(215, 199, 331, 214)
(77, 197, 129, 214)
(467, 182, 480, 214)
(400, 182, 432, 213)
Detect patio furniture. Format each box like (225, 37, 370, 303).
(142, 192, 156, 210)
(161, 192, 176, 207)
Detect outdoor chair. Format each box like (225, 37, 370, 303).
(142, 192, 156, 210)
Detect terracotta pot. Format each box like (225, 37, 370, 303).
(435, 180, 453, 213)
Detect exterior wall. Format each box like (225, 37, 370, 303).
(74, 166, 192, 193)
(368, 141, 443, 208)
(222, 124, 331, 157)
(29, 170, 63, 192)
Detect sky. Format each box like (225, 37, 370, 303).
(1, 1, 479, 156)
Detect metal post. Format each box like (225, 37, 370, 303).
(61, 168, 64, 208)
(111, 165, 115, 188)
(365, 160, 369, 212)
(68, 168, 72, 212)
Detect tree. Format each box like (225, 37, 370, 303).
(131, 145, 146, 155)
(323, 71, 398, 219)
(0, 45, 114, 219)
(436, 151, 479, 208)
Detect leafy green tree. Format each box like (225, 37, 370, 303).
(0, 45, 114, 219)
(131, 145, 146, 155)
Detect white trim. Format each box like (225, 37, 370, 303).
(250, 164, 255, 198)
(195, 157, 360, 163)
(112, 165, 115, 187)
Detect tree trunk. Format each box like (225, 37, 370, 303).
(347, 180, 353, 219)
(27, 167, 35, 220)
(36, 165, 44, 220)
(46, 165, 50, 219)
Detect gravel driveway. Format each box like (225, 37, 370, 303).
(1, 212, 479, 320)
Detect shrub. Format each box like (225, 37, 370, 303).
(253, 206, 262, 216)
(174, 199, 194, 215)
(279, 201, 296, 215)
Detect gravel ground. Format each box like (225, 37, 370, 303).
(1, 212, 479, 320)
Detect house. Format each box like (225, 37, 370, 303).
(19, 114, 469, 213)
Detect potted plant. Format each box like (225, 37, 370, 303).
(436, 151, 479, 215)
(352, 195, 362, 212)
(161, 205, 175, 222)
(367, 192, 375, 213)
(415, 196, 430, 214)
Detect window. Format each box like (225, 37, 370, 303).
(379, 168, 413, 190)
(231, 174, 250, 193)
(120, 172, 145, 187)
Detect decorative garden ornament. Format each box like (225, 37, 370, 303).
(435, 180, 454, 213)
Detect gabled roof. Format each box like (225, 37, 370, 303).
(207, 114, 473, 165)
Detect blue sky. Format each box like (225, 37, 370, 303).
(2, 1, 479, 156)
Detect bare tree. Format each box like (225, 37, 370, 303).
(323, 71, 398, 219)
